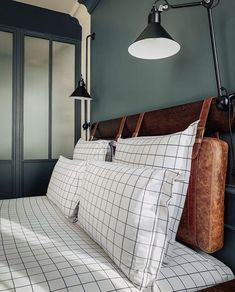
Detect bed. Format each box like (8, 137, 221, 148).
(0, 196, 233, 292)
(1, 97, 234, 292)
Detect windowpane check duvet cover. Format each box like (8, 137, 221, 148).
(0, 196, 233, 292)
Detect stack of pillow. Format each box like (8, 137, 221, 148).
(46, 121, 198, 290)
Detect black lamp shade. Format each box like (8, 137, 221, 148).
(128, 9, 180, 59)
(70, 78, 92, 100)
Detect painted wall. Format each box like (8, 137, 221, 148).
(91, 0, 235, 122)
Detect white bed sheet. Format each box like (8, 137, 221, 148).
(0, 196, 234, 292)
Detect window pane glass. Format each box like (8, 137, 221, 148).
(52, 42, 75, 159)
(0, 31, 13, 160)
(24, 37, 49, 159)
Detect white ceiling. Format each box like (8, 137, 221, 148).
(13, 0, 77, 14)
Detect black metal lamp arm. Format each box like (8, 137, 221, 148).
(207, 7, 223, 98)
(83, 33, 96, 135)
(156, 0, 234, 111)
(85, 33, 96, 90)
(163, 0, 211, 9)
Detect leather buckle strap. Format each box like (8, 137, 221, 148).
(194, 126, 205, 144)
(132, 112, 145, 138)
(116, 117, 127, 140)
(197, 126, 205, 140)
(197, 97, 213, 137)
(187, 97, 213, 243)
(90, 122, 99, 141)
(192, 97, 213, 159)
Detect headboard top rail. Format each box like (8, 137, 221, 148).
(92, 98, 233, 140)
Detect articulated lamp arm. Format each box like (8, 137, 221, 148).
(153, 0, 235, 111)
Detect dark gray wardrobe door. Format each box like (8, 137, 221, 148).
(0, 31, 13, 198)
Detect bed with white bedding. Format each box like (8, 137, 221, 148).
(0, 196, 233, 292)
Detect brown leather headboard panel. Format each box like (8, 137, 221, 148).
(91, 97, 231, 253)
(92, 98, 233, 140)
(94, 117, 124, 140)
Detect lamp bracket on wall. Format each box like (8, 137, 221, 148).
(82, 122, 91, 130)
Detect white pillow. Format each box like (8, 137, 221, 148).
(114, 121, 198, 262)
(73, 138, 113, 162)
(47, 156, 86, 220)
(77, 161, 178, 289)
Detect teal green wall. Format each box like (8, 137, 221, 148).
(91, 0, 235, 122)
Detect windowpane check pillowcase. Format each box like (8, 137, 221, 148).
(77, 161, 178, 289)
(114, 121, 199, 262)
(73, 138, 113, 161)
(47, 156, 86, 220)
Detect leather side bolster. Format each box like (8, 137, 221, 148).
(177, 138, 228, 253)
(196, 138, 228, 253)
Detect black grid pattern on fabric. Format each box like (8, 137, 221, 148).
(77, 161, 178, 290)
(73, 139, 113, 162)
(156, 242, 234, 292)
(0, 197, 139, 292)
(47, 156, 86, 219)
(0, 196, 233, 292)
(114, 121, 199, 262)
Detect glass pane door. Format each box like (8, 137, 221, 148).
(0, 31, 13, 197)
(52, 41, 75, 159)
(0, 28, 79, 198)
(24, 36, 49, 160)
(0, 31, 13, 160)
(22, 36, 76, 195)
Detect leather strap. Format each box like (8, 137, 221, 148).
(90, 122, 99, 141)
(187, 97, 213, 244)
(132, 112, 145, 138)
(187, 159, 198, 244)
(116, 117, 126, 140)
(192, 97, 213, 159)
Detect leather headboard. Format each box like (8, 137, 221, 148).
(91, 97, 231, 253)
(92, 98, 234, 140)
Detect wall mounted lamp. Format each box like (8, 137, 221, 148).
(70, 33, 95, 138)
(128, 0, 235, 111)
(70, 76, 92, 101)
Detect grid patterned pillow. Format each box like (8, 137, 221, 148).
(77, 161, 178, 289)
(73, 138, 113, 162)
(47, 156, 86, 220)
(114, 121, 199, 262)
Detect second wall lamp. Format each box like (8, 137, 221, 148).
(70, 33, 96, 138)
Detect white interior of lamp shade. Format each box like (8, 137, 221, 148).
(128, 38, 181, 60)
